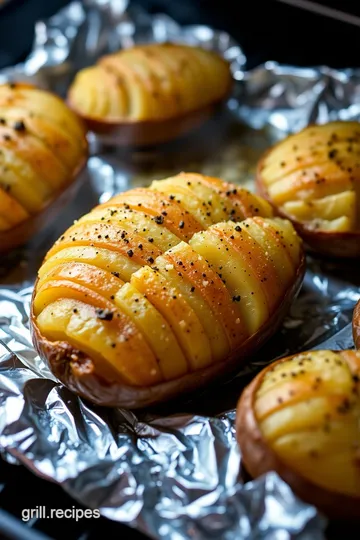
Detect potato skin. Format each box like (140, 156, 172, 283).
(256, 121, 360, 258)
(353, 301, 360, 349)
(0, 83, 88, 254)
(67, 43, 233, 146)
(31, 254, 305, 409)
(236, 352, 360, 520)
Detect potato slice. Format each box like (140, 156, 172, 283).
(45, 221, 161, 266)
(261, 217, 302, 267)
(155, 253, 230, 363)
(124, 48, 178, 117)
(0, 84, 86, 143)
(99, 55, 157, 120)
(267, 162, 355, 205)
(36, 298, 162, 386)
(0, 186, 29, 227)
(102, 188, 203, 241)
(33, 279, 115, 316)
(0, 107, 81, 171)
(236, 219, 294, 284)
(189, 229, 269, 334)
(164, 242, 247, 346)
(261, 141, 360, 185)
(131, 265, 212, 370)
(151, 179, 213, 228)
(115, 283, 188, 380)
(0, 144, 51, 211)
(98, 64, 129, 118)
(39, 262, 124, 301)
(282, 190, 356, 225)
(261, 122, 360, 172)
(197, 174, 274, 218)
(80, 206, 181, 252)
(0, 124, 67, 190)
(211, 222, 283, 312)
(39, 246, 141, 283)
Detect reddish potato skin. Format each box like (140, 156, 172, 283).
(256, 149, 360, 259)
(67, 96, 231, 148)
(236, 354, 360, 520)
(30, 254, 305, 409)
(353, 301, 360, 349)
(0, 157, 87, 254)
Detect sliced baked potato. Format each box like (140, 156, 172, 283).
(31, 172, 304, 408)
(67, 43, 233, 146)
(236, 349, 360, 519)
(0, 82, 88, 253)
(256, 120, 360, 257)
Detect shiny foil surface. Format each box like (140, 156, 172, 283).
(1, 1, 360, 538)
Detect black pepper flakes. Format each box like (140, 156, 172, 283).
(232, 295, 241, 302)
(13, 120, 26, 132)
(179, 220, 185, 229)
(127, 249, 134, 257)
(95, 308, 114, 321)
(154, 215, 164, 224)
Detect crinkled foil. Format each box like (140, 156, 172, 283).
(1, 1, 360, 538)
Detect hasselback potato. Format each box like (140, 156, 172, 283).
(0, 82, 88, 253)
(31, 172, 305, 408)
(236, 349, 360, 519)
(67, 43, 232, 146)
(256, 121, 360, 257)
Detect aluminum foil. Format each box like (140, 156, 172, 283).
(2, 1, 360, 538)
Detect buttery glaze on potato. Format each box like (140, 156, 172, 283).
(30, 172, 305, 408)
(236, 349, 360, 519)
(0, 82, 88, 253)
(67, 43, 232, 146)
(256, 121, 360, 257)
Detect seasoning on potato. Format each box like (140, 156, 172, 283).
(256, 120, 360, 257)
(30, 172, 305, 409)
(236, 349, 360, 519)
(67, 43, 233, 146)
(0, 82, 88, 254)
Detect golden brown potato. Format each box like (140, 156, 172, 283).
(236, 349, 360, 519)
(30, 172, 305, 408)
(67, 43, 233, 146)
(0, 82, 88, 253)
(256, 120, 360, 257)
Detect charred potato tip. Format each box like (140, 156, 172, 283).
(0, 82, 88, 254)
(256, 120, 360, 258)
(236, 349, 360, 519)
(30, 172, 305, 408)
(67, 43, 233, 146)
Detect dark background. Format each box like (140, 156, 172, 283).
(0, 1, 359, 539)
(0, 0, 360, 69)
